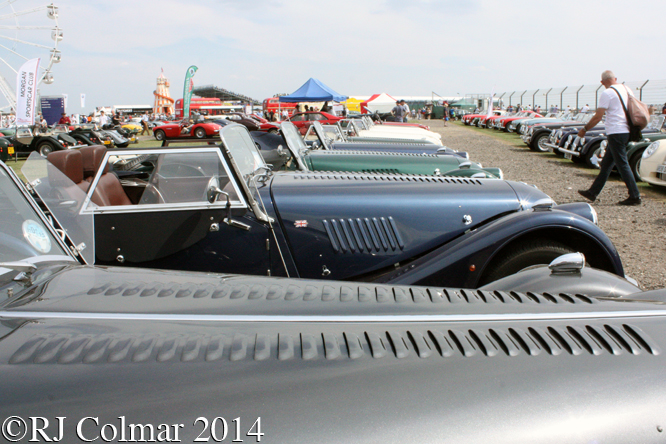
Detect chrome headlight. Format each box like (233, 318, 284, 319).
(579, 137, 585, 145)
(643, 141, 660, 159)
(556, 130, 563, 139)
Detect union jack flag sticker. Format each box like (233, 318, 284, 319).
(294, 220, 308, 228)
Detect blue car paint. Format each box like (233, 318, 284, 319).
(378, 206, 623, 288)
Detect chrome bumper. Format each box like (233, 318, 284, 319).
(543, 142, 562, 152)
(558, 148, 580, 156)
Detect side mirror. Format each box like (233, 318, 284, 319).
(207, 186, 227, 204)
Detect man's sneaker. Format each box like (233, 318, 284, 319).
(618, 197, 642, 206)
(577, 189, 596, 202)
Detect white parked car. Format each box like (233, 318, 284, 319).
(638, 140, 666, 187)
(347, 118, 442, 145)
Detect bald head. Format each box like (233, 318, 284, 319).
(601, 70, 615, 81)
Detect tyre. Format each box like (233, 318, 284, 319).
(38, 142, 56, 157)
(480, 239, 575, 286)
(629, 150, 644, 182)
(582, 142, 603, 168)
(194, 127, 206, 139)
(530, 132, 549, 152)
(154, 129, 166, 141)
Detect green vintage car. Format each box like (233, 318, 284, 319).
(279, 122, 502, 178)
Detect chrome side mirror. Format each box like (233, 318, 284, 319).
(549, 252, 585, 275)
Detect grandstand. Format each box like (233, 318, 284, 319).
(192, 85, 260, 105)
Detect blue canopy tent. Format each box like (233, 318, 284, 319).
(278, 78, 347, 103)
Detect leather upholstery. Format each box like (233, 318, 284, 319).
(49, 146, 132, 207)
(47, 150, 83, 184)
(80, 145, 108, 179)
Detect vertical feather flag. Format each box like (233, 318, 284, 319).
(182, 65, 198, 119)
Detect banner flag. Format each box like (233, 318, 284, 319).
(80, 93, 85, 108)
(182, 65, 198, 119)
(15, 58, 40, 126)
(486, 85, 495, 119)
(63, 93, 68, 110)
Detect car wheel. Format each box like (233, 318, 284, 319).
(154, 129, 166, 141)
(38, 142, 56, 157)
(194, 127, 206, 139)
(629, 150, 644, 182)
(530, 133, 549, 152)
(580, 142, 602, 167)
(479, 239, 575, 286)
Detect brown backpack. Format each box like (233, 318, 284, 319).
(611, 85, 650, 130)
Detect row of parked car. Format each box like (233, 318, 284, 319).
(2, 116, 661, 439)
(0, 122, 141, 161)
(463, 109, 666, 188)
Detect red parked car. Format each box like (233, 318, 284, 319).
(152, 120, 222, 140)
(288, 111, 343, 135)
(493, 111, 543, 131)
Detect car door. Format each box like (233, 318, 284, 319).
(83, 147, 271, 275)
(289, 113, 307, 132)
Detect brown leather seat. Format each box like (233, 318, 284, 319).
(93, 171, 133, 206)
(46, 150, 92, 200)
(51, 146, 132, 207)
(80, 145, 107, 180)
(47, 150, 83, 185)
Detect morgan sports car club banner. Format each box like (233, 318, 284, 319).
(182, 65, 198, 119)
(486, 86, 495, 119)
(80, 93, 86, 108)
(15, 58, 40, 126)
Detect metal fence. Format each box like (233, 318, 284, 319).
(495, 79, 666, 111)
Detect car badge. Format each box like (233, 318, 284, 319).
(294, 220, 308, 228)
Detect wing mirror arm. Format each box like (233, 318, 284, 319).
(208, 189, 251, 231)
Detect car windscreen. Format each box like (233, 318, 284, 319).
(647, 115, 664, 131)
(280, 122, 308, 170)
(22, 152, 95, 264)
(0, 161, 72, 269)
(220, 125, 267, 182)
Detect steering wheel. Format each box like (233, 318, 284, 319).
(139, 184, 166, 205)
(158, 163, 206, 178)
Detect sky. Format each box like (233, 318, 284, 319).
(3, 0, 666, 114)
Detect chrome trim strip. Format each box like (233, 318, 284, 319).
(1, 310, 665, 323)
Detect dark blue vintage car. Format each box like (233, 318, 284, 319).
(23, 124, 625, 288)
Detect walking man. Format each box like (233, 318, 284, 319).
(578, 70, 641, 206)
(391, 101, 406, 122)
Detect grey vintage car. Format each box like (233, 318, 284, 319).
(0, 156, 663, 444)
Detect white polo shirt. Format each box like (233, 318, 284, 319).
(599, 85, 634, 135)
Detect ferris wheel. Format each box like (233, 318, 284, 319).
(0, 1, 61, 111)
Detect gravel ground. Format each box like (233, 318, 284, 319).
(423, 119, 666, 290)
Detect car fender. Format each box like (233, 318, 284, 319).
(580, 135, 606, 156)
(480, 262, 640, 298)
(377, 207, 623, 288)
